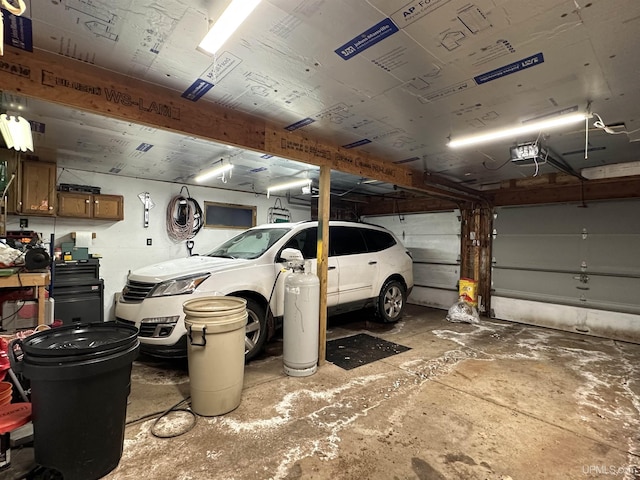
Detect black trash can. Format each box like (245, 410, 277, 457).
(9, 322, 139, 480)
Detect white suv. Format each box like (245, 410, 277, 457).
(115, 220, 413, 360)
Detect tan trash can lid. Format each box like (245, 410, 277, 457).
(183, 296, 248, 334)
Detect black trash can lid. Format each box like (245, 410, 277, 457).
(20, 322, 138, 357)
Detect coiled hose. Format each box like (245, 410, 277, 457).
(166, 187, 203, 242)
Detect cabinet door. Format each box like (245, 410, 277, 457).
(58, 192, 92, 218)
(93, 194, 124, 220)
(21, 161, 57, 215)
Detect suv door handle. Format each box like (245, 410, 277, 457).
(328, 266, 336, 270)
(368, 261, 377, 265)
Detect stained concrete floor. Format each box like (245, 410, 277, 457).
(9, 304, 640, 479)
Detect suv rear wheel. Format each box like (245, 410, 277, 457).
(243, 297, 267, 361)
(376, 280, 406, 323)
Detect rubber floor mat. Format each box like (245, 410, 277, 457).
(326, 333, 410, 370)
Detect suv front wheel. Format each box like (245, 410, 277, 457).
(243, 297, 267, 361)
(376, 280, 406, 323)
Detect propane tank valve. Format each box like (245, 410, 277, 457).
(281, 247, 305, 272)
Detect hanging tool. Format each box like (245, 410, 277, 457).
(138, 192, 155, 228)
(267, 198, 291, 223)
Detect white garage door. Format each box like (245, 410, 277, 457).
(491, 199, 640, 343)
(361, 211, 461, 310)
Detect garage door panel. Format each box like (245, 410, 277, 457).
(407, 212, 460, 235)
(363, 211, 461, 309)
(408, 234, 459, 263)
(492, 235, 581, 270)
(587, 235, 640, 273)
(492, 200, 640, 339)
(414, 263, 459, 290)
(492, 269, 579, 300)
(491, 297, 640, 344)
(370, 211, 460, 236)
(582, 275, 640, 312)
(495, 204, 590, 234)
(582, 201, 640, 234)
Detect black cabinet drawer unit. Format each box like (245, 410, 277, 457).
(54, 281, 105, 325)
(52, 259, 100, 287)
(51, 259, 104, 325)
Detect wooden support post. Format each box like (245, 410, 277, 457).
(459, 208, 474, 280)
(316, 166, 330, 365)
(460, 206, 494, 314)
(477, 207, 494, 315)
(473, 208, 481, 282)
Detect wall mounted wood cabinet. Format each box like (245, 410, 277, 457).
(57, 192, 124, 220)
(5, 156, 57, 216)
(1, 150, 124, 220)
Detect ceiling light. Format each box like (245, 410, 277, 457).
(448, 112, 589, 148)
(195, 159, 233, 183)
(267, 178, 311, 198)
(0, 114, 33, 152)
(198, 0, 262, 56)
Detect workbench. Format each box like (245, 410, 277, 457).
(0, 272, 51, 326)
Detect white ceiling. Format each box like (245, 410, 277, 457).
(2, 0, 639, 199)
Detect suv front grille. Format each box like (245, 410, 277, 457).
(122, 280, 156, 302)
(115, 318, 137, 329)
(115, 317, 174, 338)
(139, 323, 159, 337)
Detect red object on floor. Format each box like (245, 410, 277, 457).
(0, 339, 9, 382)
(0, 403, 31, 434)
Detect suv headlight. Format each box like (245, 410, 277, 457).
(150, 273, 210, 297)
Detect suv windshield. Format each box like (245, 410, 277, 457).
(205, 227, 291, 260)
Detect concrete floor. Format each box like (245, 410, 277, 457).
(28, 304, 640, 479)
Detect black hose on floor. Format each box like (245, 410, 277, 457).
(126, 396, 197, 439)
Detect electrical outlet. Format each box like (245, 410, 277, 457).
(19, 218, 28, 228)
(146, 238, 152, 246)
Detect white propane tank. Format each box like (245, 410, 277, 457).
(283, 268, 320, 377)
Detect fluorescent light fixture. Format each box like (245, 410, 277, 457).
(0, 114, 33, 152)
(195, 160, 233, 183)
(267, 178, 311, 198)
(448, 112, 589, 148)
(198, 0, 262, 56)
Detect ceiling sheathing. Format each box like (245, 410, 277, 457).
(0, 0, 638, 206)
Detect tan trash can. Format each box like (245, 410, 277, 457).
(183, 296, 248, 416)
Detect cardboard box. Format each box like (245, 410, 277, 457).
(60, 242, 89, 260)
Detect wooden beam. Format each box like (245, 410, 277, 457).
(360, 196, 463, 216)
(264, 127, 413, 187)
(489, 174, 640, 206)
(0, 47, 421, 191)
